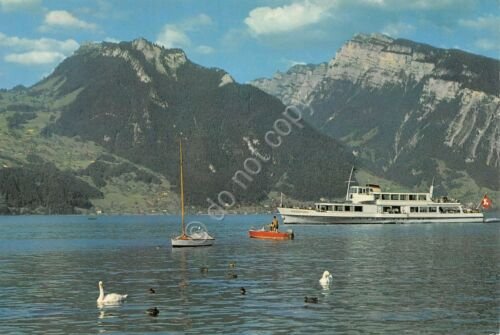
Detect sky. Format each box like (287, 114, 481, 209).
(0, 0, 498, 89)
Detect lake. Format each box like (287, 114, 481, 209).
(0, 215, 498, 334)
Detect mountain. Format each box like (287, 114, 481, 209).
(0, 38, 354, 214)
(251, 33, 499, 204)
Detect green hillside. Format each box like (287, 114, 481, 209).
(0, 39, 355, 214)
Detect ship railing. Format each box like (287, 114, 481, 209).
(432, 197, 460, 203)
(462, 208, 481, 213)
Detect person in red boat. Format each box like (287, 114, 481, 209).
(270, 216, 279, 232)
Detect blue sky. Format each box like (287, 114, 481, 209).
(0, 0, 498, 89)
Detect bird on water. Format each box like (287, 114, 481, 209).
(319, 270, 332, 288)
(147, 307, 159, 317)
(96, 281, 128, 306)
(304, 296, 318, 303)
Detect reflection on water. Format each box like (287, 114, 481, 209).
(0, 215, 498, 334)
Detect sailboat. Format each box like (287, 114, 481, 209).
(171, 140, 214, 248)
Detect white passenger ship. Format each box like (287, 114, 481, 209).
(278, 170, 484, 224)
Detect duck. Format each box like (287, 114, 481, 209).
(226, 273, 238, 279)
(179, 280, 188, 289)
(97, 281, 128, 305)
(229, 262, 236, 268)
(319, 270, 332, 287)
(200, 266, 209, 273)
(240, 287, 246, 295)
(147, 307, 159, 317)
(304, 296, 318, 304)
(149, 288, 156, 294)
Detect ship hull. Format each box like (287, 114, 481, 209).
(278, 208, 484, 224)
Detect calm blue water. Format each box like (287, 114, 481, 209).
(0, 215, 498, 334)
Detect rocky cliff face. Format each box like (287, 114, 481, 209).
(252, 63, 328, 107)
(252, 33, 499, 202)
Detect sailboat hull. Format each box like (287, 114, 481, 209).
(171, 237, 214, 248)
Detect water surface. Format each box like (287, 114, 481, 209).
(0, 215, 498, 334)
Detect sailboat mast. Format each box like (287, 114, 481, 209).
(180, 140, 185, 235)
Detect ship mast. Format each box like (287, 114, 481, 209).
(345, 166, 355, 201)
(180, 140, 185, 236)
(429, 177, 435, 199)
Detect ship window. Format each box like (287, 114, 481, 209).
(429, 207, 437, 213)
(382, 194, 390, 200)
(400, 194, 408, 200)
(418, 195, 426, 201)
(326, 205, 333, 211)
(419, 207, 428, 213)
(410, 207, 418, 213)
(344, 206, 351, 211)
(409, 194, 417, 201)
(355, 206, 363, 212)
(383, 206, 391, 213)
(391, 194, 399, 200)
(334, 205, 343, 211)
(374, 194, 380, 200)
(448, 207, 460, 213)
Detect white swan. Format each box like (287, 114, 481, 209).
(319, 270, 332, 288)
(97, 281, 128, 306)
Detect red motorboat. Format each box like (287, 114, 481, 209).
(248, 228, 294, 240)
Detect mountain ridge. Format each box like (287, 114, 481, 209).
(251, 33, 499, 204)
(0, 34, 497, 214)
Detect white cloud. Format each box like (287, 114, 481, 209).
(282, 58, 307, 68)
(40, 10, 97, 31)
(156, 25, 191, 48)
(4, 51, 65, 65)
(358, 0, 385, 5)
(245, 2, 331, 36)
(408, 0, 462, 9)
(357, 0, 471, 9)
(196, 45, 214, 54)
(180, 13, 213, 31)
(0, 32, 79, 53)
(0, 0, 40, 12)
(289, 60, 307, 66)
(156, 13, 213, 50)
(459, 15, 500, 32)
(382, 22, 415, 37)
(0, 32, 79, 66)
(104, 37, 120, 43)
(474, 38, 499, 52)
